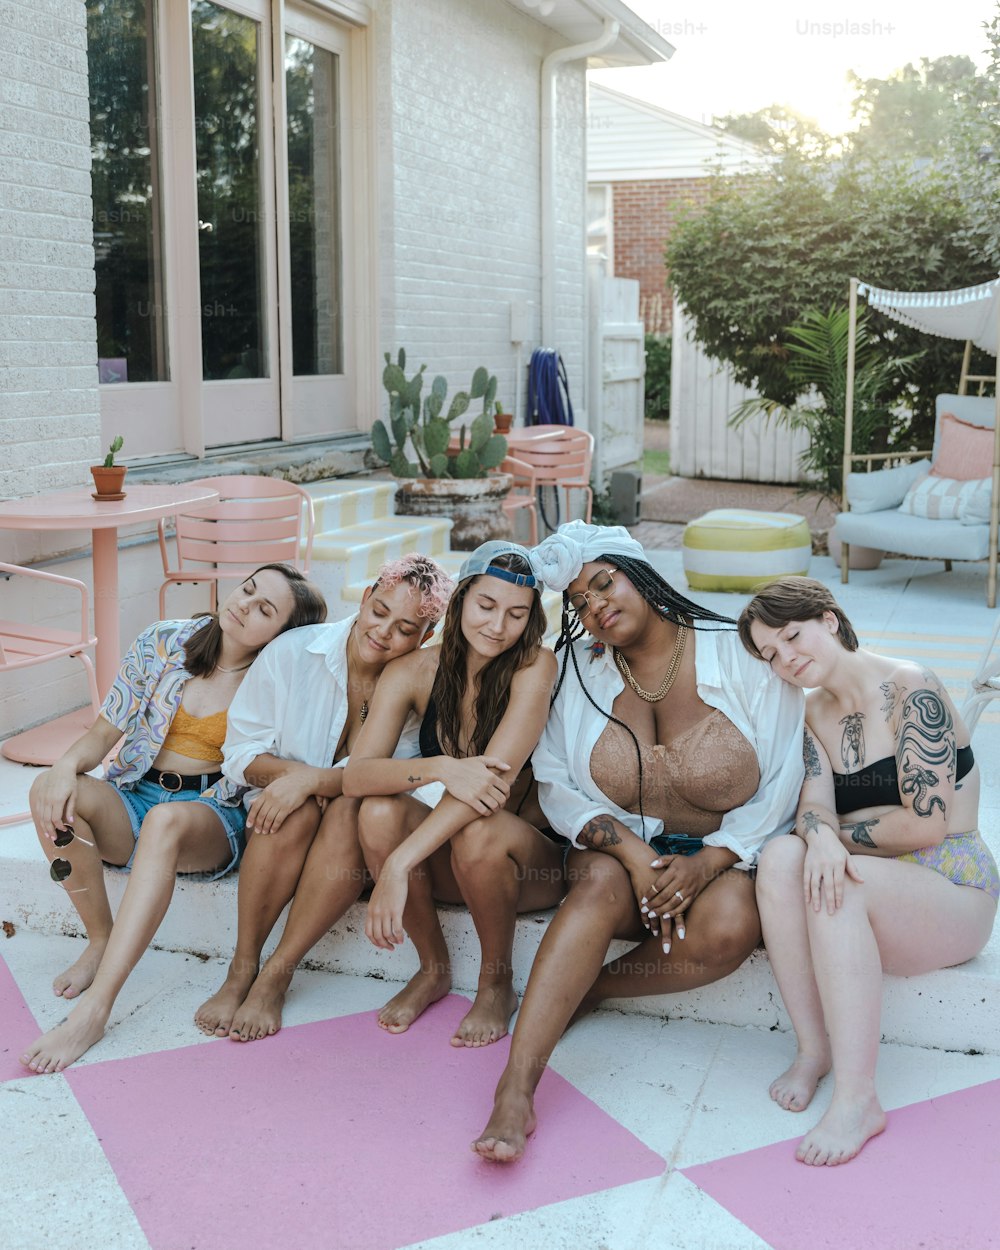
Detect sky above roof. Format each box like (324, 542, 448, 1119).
(592, 0, 996, 135)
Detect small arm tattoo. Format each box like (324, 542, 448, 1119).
(880, 681, 903, 720)
(800, 809, 821, 835)
(407, 774, 422, 784)
(802, 730, 822, 779)
(844, 818, 879, 848)
(578, 814, 622, 850)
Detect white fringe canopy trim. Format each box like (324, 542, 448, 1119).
(858, 277, 1000, 355)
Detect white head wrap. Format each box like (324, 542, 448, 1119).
(529, 520, 647, 593)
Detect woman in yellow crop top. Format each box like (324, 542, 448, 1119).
(20, 564, 326, 1074)
(739, 578, 997, 1167)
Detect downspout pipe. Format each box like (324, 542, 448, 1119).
(540, 18, 619, 349)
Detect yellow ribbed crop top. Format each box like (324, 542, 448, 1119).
(160, 704, 228, 763)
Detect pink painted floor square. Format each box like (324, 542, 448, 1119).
(683, 1078, 1000, 1250)
(67, 994, 664, 1250)
(0, 950, 39, 1083)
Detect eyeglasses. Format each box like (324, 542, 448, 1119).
(568, 568, 616, 618)
(50, 825, 94, 884)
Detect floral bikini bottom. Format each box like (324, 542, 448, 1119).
(897, 830, 1000, 902)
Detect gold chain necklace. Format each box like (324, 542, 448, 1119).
(614, 625, 688, 703)
(347, 627, 370, 723)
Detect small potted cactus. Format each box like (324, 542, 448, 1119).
(90, 434, 127, 498)
(370, 351, 512, 549)
(493, 400, 514, 435)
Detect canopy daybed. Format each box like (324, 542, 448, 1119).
(837, 276, 1000, 606)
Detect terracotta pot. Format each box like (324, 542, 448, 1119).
(827, 528, 883, 570)
(394, 473, 513, 551)
(90, 465, 128, 498)
(493, 411, 514, 435)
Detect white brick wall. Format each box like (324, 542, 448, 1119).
(0, 0, 101, 736)
(378, 0, 587, 426)
(0, 0, 100, 512)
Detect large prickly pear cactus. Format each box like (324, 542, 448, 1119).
(369, 350, 508, 478)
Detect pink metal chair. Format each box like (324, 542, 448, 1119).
(500, 454, 540, 546)
(0, 563, 101, 827)
(504, 428, 594, 532)
(157, 475, 315, 617)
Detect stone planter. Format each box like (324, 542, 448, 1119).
(827, 527, 884, 570)
(395, 474, 513, 551)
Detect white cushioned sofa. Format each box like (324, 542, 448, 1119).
(835, 392, 998, 564)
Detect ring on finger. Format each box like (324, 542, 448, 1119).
(674, 890, 684, 903)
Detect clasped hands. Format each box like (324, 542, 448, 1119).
(246, 765, 320, 835)
(630, 850, 709, 954)
(436, 755, 511, 815)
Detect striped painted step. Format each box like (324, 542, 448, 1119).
(309, 516, 452, 615)
(301, 478, 396, 535)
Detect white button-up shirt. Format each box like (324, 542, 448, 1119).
(533, 627, 805, 868)
(222, 615, 423, 802)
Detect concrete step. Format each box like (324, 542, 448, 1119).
(1, 757, 997, 1056)
(301, 477, 397, 533)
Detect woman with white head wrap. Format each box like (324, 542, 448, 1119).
(473, 521, 805, 1162)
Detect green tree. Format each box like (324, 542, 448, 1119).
(946, 15, 1000, 269)
(848, 56, 978, 160)
(715, 105, 833, 158)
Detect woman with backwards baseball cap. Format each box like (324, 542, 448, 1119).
(473, 521, 805, 1161)
(344, 539, 566, 1047)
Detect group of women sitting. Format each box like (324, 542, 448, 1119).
(17, 521, 997, 1170)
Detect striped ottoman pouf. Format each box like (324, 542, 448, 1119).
(683, 509, 812, 593)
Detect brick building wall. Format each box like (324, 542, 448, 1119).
(380, 0, 586, 420)
(611, 177, 715, 336)
(0, 0, 100, 506)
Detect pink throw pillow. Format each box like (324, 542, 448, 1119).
(932, 412, 995, 481)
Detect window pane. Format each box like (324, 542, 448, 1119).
(285, 36, 343, 376)
(191, 1, 266, 380)
(88, 0, 167, 383)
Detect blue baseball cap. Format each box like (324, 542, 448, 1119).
(457, 540, 543, 590)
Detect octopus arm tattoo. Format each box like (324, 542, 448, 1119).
(839, 712, 865, 770)
(802, 730, 822, 780)
(898, 688, 954, 818)
(578, 814, 623, 850)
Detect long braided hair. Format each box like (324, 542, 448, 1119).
(552, 554, 735, 837)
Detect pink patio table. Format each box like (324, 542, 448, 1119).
(0, 482, 219, 765)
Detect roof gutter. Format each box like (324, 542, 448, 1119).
(540, 18, 619, 348)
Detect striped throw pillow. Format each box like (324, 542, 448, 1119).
(898, 473, 991, 520)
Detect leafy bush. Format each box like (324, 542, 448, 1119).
(644, 334, 671, 422)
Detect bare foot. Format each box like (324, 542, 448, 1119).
(451, 982, 519, 1048)
(194, 961, 258, 1037)
(472, 1085, 537, 1163)
(53, 939, 108, 1000)
(20, 1000, 110, 1073)
(378, 968, 451, 1034)
(796, 1090, 887, 1165)
(228, 960, 293, 1042)
(769, 1050, 832, 1112)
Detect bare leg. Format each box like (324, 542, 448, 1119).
(448, 813, 565, 1047)
(473, 852, 636, 1161)
(755, 836, 832, 1111)
(229, 797, 365, 1041)
(195, 799, 322, 1036)
(29, 773, 135, 999)
(21, 802, 232, 1072)
(359, 795, 451, 1033)
(796, 857, 995, 1166)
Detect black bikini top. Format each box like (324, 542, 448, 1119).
(833, 744, 975, 815)
(418, 694, 442, 758)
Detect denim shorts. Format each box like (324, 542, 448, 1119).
(111, 777, 247, 881)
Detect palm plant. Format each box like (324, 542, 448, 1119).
(730, 306, 916, 501)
